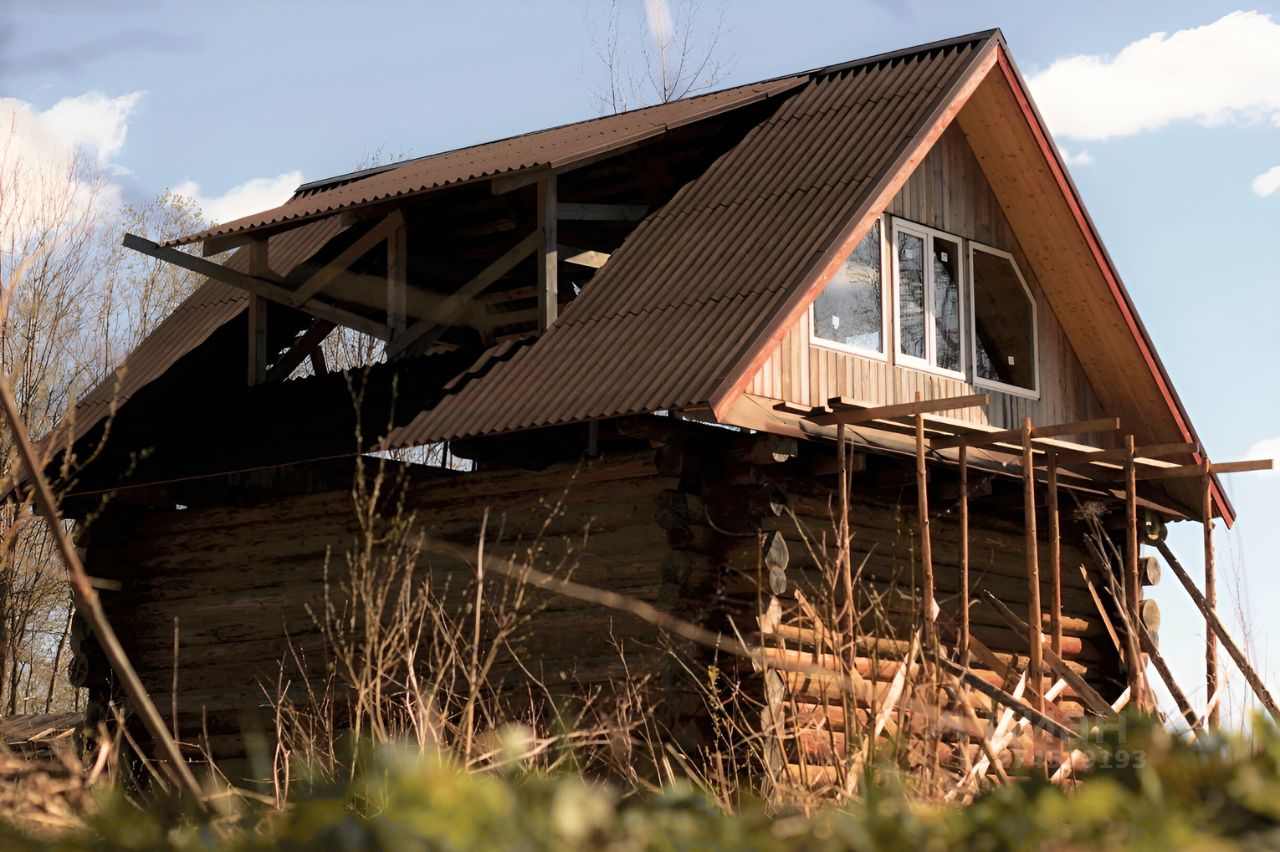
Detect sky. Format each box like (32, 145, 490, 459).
(2, 0, 1279, 724)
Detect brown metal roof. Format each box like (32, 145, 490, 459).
(66, 218, 345, 447)
(387, 34, 997, 447)
(162, 78, 806, 249)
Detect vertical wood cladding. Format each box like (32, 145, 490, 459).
(749, 125, 1109, 441)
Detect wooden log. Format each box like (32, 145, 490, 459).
(1154, 541, 1279, 719)
(1022, 418, 1043, 714)
(1124, 435, 1146, 706)
(1046, 454, 1063, 654)
(1202, 474, 1220, 729)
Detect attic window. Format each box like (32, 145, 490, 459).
(970, 243, 1037, 396)
(811, 218, 886, 356)
(893, 220, 964, 377)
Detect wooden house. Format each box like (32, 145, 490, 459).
(37, 30, 1262, 787)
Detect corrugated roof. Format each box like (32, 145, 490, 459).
(66, 217, 345, 447)
(387, 34, 996, 446)
(162, 77, 806, 249)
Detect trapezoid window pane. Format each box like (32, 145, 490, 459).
(813, 220, 883, 352)
(932, 236, 962, 373)
(972, 248, 1035, 391)
(897, 230, 926, 360)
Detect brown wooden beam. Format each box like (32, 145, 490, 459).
(1051, 441, 1198, 469)
(538, 175, 558, 331)
(1022, 417, 1043, 715)
(385, 229, 542, 359)
(1202, 474, 1219, 729)
(387, 220, 408, 338)
(915, 395, 936, 648)
(247, 238, 269, 385)
(1137, 459, 1273, 481)
(931, 416, 1120, 451)
(265, 319, 335, 383)
(808, 393, 988, 427)
(958, 442, 970, 662)
(292, 210, 405, 305)
(1154, 540, 1280, 719)
(557, 202, 649, 221)
(1046, 453, 1062, 655)
(1124, 434, 1145, 708)
(122, 234, 392, 340)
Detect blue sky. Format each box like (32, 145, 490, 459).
(4, 0, 1279, 722)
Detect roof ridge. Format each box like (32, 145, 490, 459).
(296, 30, 1003, 198)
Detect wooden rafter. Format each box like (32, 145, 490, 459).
(122, 234, 392, 340)
(791, 393, 989, 427)
(292, 210, 405, 305)
(385, 229, 542, 359)
(557, 202, 649, 221)
(930, 416, 1119, 451)
(538, 175, 558, 331)
(265, 319, 335, 383)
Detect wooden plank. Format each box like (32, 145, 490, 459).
(1046, 454, 1062, 654)
(959, 442, 970, 660)
(931, 416, 1119, 451)
(292, 210, 404, 305)
(538, 175, 558, 331)
(387, 221, 408, 338)
(982, 591, 1116, 718)
(121, 233, 392, 340)
(246, 239, 269, 386)
(1124, 434, 1144, 707)
(1137, 459, 1272, 481)
(1021, 417, 1043, 714)
(1202, 474, 1219, 729)
(915, 397, 936, 645)
(557, 202, 649, 221)
(386, 229, 541, 359)
(265, 319, 335, 383)
(1051, 442, 1197, 469)
(808, 393, 988, 426)
(559, 244, 610, 269)
(1154, 541, 1279, 719)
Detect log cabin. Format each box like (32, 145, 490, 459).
(24, 29, 1268, 789)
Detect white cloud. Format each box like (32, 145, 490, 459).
(1251, 164, 1280, 197)
(1028, 11, 1280, 141)
(1060, 148, 1094, 166)
(1246, 436, 1280, 474)
(644, 0, 674, 47)
(0, 90, 142, 244)
(171, 170, 301, 225)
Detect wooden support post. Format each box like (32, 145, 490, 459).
(1124, 434, 1145, 707)
(1046, 453, 1062, 655)
(1202, 474, 1220, 729)
(959, 441, 970, 662)
(247, 239, 269, 385)
(1154, 540, 1280, 719)
(386, 221, 408, 339)
(1021, 417, 1043, 713)
(915, 394, 936, 648)
(537, 174, 558, 332)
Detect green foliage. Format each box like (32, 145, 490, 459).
(4, 713, 1280, 850)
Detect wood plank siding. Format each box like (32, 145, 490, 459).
(747, 126, 1109, 439)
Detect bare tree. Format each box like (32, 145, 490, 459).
(585, 0, 733, 114)
(0, 113, 207, 716)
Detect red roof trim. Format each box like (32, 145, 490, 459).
(993, 49, 1233, 526)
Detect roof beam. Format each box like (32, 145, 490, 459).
(122, 234, 392, 340)
(385, 229, 542, 360)
(1137, 459, 1272, 482)
(1050, 442, 1197, 469)
(930, 417, 1120, 451)
(557, 202, 650, 222)
(538, 175, 558, 331)
(292, 210, 404, 305)
(265, 319, 335, 383)
(799, 393, 989, 427)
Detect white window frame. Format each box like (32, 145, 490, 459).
(890, 218, 967, 380)
(968, 241, 1040, 400)
(808, 216, 890, 361)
